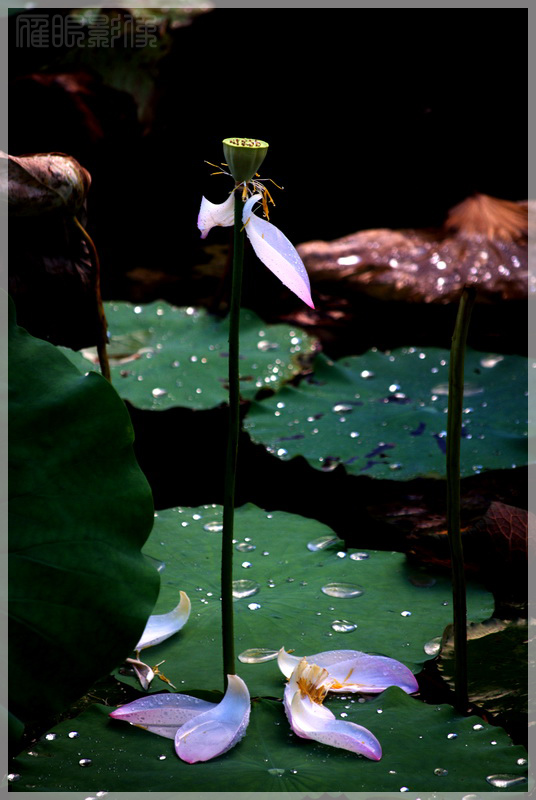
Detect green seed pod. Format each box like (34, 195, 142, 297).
(222, 138, 269, 184)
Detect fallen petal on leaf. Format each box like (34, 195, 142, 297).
(278, 647, 418, 694)
(136, 590, 191, 651)
(175, 674, 250, 763)
(109, 692, 216, 739)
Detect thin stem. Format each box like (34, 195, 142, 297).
(73, 216, 111, 382)
(221, 191, 245, 687)
(446, 286, 476, 712)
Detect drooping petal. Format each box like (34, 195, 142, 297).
(197, 194, 235, 239)
(283, 660, 382, 760)
(278, 647, 418, 694)
(242, 194, 314, 308)
(135, 591, 191, 651)
(175, 674, 250, 763)
(109, 692, 216, 739)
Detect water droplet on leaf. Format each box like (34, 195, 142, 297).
(232, 579, 260, 599)
(331, 619, 357, 633)
(322, 582, 364, 598)
(238, 648, 278, 664)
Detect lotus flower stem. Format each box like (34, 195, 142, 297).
(221, 191, 245, 684)
(446, 285, 476, 711)
(73, 216, 110, 382)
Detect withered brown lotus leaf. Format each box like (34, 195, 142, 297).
(297, 194, 527, 304)
(1, 150, 91, 216)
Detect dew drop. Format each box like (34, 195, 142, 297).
(360, 370, 375, 379)
(44, 733, 57, 741)
(336, 551, 347, 559)
(447, 732, 458, 739)
(410, 575, 436, 588)
(400, 787, 409, 792)
(158, 754, 167, 760)
(486, 775, 527, 788)
(7, 774, 21, 782)
(424, 637, 441, 656)
(332, 403, 353, 413)
(236, 542, 256, 552)
(203, 521, 223, 533)
(79, 758, 93, 767)
(307, 535, 342, 552)
(376, 709, 383, 714)
(248, 602, 261, 610)
(349, 551, 370, 561)
(432, 382, 484, 397)
(241, 561, 253, 569)
(434, 768, 448, 776)
(472, 723, 484, 730)
(232, 579, 260, 599)
(340, 712, 348, 718)
(68, 731, 80, 739)
(268, 767, 285, 775)
(400, 610, 412, 617)
(350, 431, 359, 438)
(322, 582, 364, 598)
(258, 340, 279, 351)
(331, 619, 358, 633)
(151, 388, 168, 398)
(517, 757, 528, 766)
(238, 648, 279, 664)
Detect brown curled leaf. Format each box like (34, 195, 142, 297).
(297, 194, 527, 304)
(1, 150, 91, 216)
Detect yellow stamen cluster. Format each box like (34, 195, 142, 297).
(296, 661, 333, 705)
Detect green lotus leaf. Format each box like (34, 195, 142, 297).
(244, 349, 528, 479)
(9, 298, 159, 725)
(61, 302, 317, 410)
(8, 691, 528, 792)
(114, 504, 493, 697)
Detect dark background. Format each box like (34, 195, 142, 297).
(9, 9, 527, 300)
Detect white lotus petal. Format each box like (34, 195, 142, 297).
(290, 692, 382, 760)
(242, 194, 314, 308)
(278, 647, 418, 694)
(197, 194, 235, 239)
(109, 692, 216, 739)
(135, 591, 191, 651)
(175, 674, 250, 763)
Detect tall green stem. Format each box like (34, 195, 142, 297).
(221, 191, 245, 687)
(446, 286, 476, 711)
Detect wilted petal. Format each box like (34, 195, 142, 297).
(242, 194, 314, 308)
(197, 193, 235, 239)
(109, 692, 216, 739)
(284, 660, 381, 760)
(125, 657, 155, 690)
(278, 647, 418, 694)
(136, 591, 191, 651)
(175, 674, 250, 763)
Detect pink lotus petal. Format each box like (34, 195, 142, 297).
(175, 674, 250, 763)
(242, 194, 314, 308)
(109, 693, 216, 739)
(278, 647, 418, 694)
(135, 591, 191, 652)
(197, 194, 235, 239)
(125, 657, 155, 690)
(284, 659, 382, 760)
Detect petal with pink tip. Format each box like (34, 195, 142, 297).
(278, 647, 418, 694)
(135, 591, 191, 652)
(283, 659, 382, 760)
(242, 194, 314, 308)
(197, 194, 235, 239)
(174, 674, 250, 763)
(109, 692, 216, 739)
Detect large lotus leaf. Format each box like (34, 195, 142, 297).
(61, 301, 317, 410)
(244, 348, 528, 479)
(114, 504, 493, 697)
(8, 690, 529, 792)
(9, 300, 160, 724)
